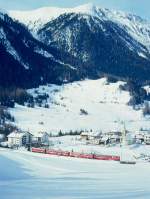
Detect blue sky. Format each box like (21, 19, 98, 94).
(0, 0, 149, 20)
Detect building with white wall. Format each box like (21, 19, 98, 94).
(7, 131, 33, 148)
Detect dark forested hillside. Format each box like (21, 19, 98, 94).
(38, 13, 150, 84)
(0, 10, 150, 108)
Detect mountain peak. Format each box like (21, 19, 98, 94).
(0, 8, 7, 16)
(0, 8, 6, 13)
(73, 3, 97, 15)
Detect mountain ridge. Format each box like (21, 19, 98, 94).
(8, 3, 150, 53)
(0, 4, 150, 89)
(0, 12, 80, 87)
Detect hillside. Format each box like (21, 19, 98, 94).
(9, 3, 150, 54)
(7, 4, 150, 84)
(0, 11, 79, 88)
(0, 4, 150, 133)
(9, 78, 149, 133)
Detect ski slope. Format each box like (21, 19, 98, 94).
(9, 78, 150, 134)
(0, 148, 150, 199)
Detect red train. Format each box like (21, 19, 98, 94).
(31, 147, 120, 161)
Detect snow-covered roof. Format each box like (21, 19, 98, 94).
(101, 135, 109, 141)
(34, 132, 48, 138)
(135, 134, 144, 139)
(89, 132, 102, 137)
(144, 133, 150, 138)
(7, 131, 26, 138)
(80, 132, 89, 136)
(110, 134, 120, 139)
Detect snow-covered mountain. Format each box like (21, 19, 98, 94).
(0, 11, 80, 87)
(9, 78, 149, 133)
(1, 3, 150, 88)
(7, 3, 150, 85)
(9, 3, 150, 53)
(9, 4, 100, 32)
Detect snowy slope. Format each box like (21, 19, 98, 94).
(9, 3, 150, 52)
(106, 10, 150, 53)
(9, 78, 150, 134)
(1, 148, 150, 199)
(8, 4, 97, 32)
(0, 9, 7, 18)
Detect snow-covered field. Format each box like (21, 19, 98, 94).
(0, 148, 150, 199)
(9, 78, 150, 134)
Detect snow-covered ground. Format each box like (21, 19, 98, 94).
(0, 147, 150, 199)
(48, 135, 150, 157)
(9, 78, 150, 134)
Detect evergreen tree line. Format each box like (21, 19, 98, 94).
(0, 87, 33, 108)
(0, 106, 17, 136)
(119, 81, 150, 106)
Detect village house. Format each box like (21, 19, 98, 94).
(7, 131, 33, 148)
(109, 134, 121, 144)
(99, 131, 122, 145)
(135, 133, 145, 143)
(99, 135, 110, 145)
(88, 132, 102, 140)
(108, 131, 121, 143)
(87, 132, 102, 145)
(32, 132, 49, 145)
(80, 132, 89, 141)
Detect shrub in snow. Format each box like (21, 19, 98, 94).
(58, 130, 63, 137)
(45, 104, 49, 108)
(0, 106, 14, 124)
(80, 109, 88, 115)
(106, 76, 118, 83)
(0, 123, 17, 136)
(39, 121, 44, 125)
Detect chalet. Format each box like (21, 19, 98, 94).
(87, 132, 102, 145)
(80, 132, 89, 141)
(88, 132, 102, 140)
(109, 134, 121, 144)
(32, 132, 49, 145)
(99, 135, 109, 145)
(102, 131, 122, 144)
(7, 131, 33, 148)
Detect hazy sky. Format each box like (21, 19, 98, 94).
(0, 0, 149, 20)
